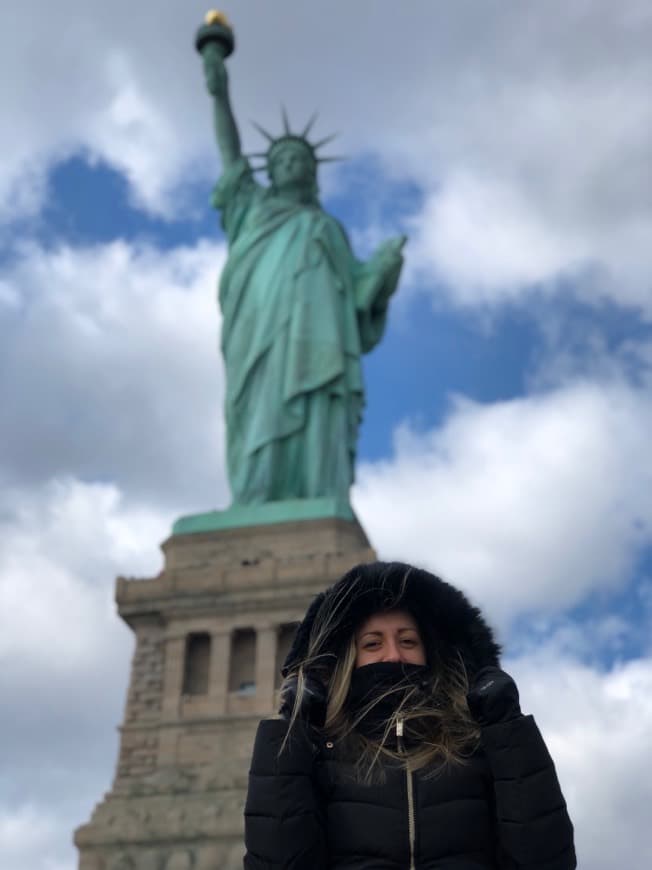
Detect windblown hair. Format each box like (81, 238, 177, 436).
(327, 638, 480, 780)
(282, 570, 481, 781)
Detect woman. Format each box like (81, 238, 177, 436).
(244, 562, 576, 869)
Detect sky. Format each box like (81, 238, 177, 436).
(1, 1, 651, 867)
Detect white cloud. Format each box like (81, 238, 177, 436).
(0, 804, 58, 858)
(0, 1, 212, 221)
(0, 477, 167, 669)
(354, 375, 652, 629)
(0, 238, 229, 508)
(408, 172, 591, 303)
(509, 653, 652, 870)
(1, 1, 650, 309)
(0, 476, 170, 870)
(82, 51, 193, 215)
(0, 799, 106, 870)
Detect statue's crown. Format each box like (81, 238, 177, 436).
(267, 134, 318, 164)
(248, 110, 342, 174)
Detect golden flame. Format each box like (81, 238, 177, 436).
(205, 10, 231, 27)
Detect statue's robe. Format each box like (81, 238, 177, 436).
(212, 157, 402, 504)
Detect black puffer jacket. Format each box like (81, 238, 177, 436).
(244, 562, 576, 869)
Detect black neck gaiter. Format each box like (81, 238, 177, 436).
(346, 662, 432, 741)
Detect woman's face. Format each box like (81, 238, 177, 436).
(354, 609, 426, 668)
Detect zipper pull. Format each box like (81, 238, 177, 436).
(396, 718, 405, 753)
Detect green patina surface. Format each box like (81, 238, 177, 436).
(172, 497, 356, 535)
(189, 17, 406, 518)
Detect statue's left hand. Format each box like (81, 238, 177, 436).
(373, 235, 407, 267)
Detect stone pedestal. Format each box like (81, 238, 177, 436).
(74, 514, 375, 870)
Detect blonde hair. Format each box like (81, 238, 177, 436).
(281, 581, 481, 780)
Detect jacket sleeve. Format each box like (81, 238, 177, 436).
(481, 714, 577, 870)
(243, 717, 327, 870)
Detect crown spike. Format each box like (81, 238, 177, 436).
(251, 120, 274, 143)
(317, 155, 346, 164)
(313, 132, 339, 150)
(302, 111, 319, 139)
(281, 105, 291, 135)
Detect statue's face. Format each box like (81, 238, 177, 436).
(269, 141, 316, 191)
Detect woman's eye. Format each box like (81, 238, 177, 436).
(363, 641, 380, 650)
(401, 638, 417, 647)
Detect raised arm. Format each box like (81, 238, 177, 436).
(200, 39, 242, 170)
(468, 668, 577, 870)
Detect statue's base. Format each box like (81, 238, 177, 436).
(77, 507, 375, 870)
(172, 497, 356, 535)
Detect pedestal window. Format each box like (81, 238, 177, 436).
(228, 628, 256, 694)
(182, 632, 211, 696)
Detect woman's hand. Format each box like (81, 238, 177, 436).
(279, 671, 328, 728)
(466, 666, 522, 726)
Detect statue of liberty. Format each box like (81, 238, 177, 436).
(197, 13, 406, 508)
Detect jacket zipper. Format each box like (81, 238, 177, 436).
(397, 719, 416, 870)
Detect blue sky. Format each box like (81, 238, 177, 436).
(1, 2, 652, 868)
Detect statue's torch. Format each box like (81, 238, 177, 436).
(195, 10, 235, 65)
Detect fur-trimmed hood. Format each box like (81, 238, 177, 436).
(282, 561, 501, 680)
